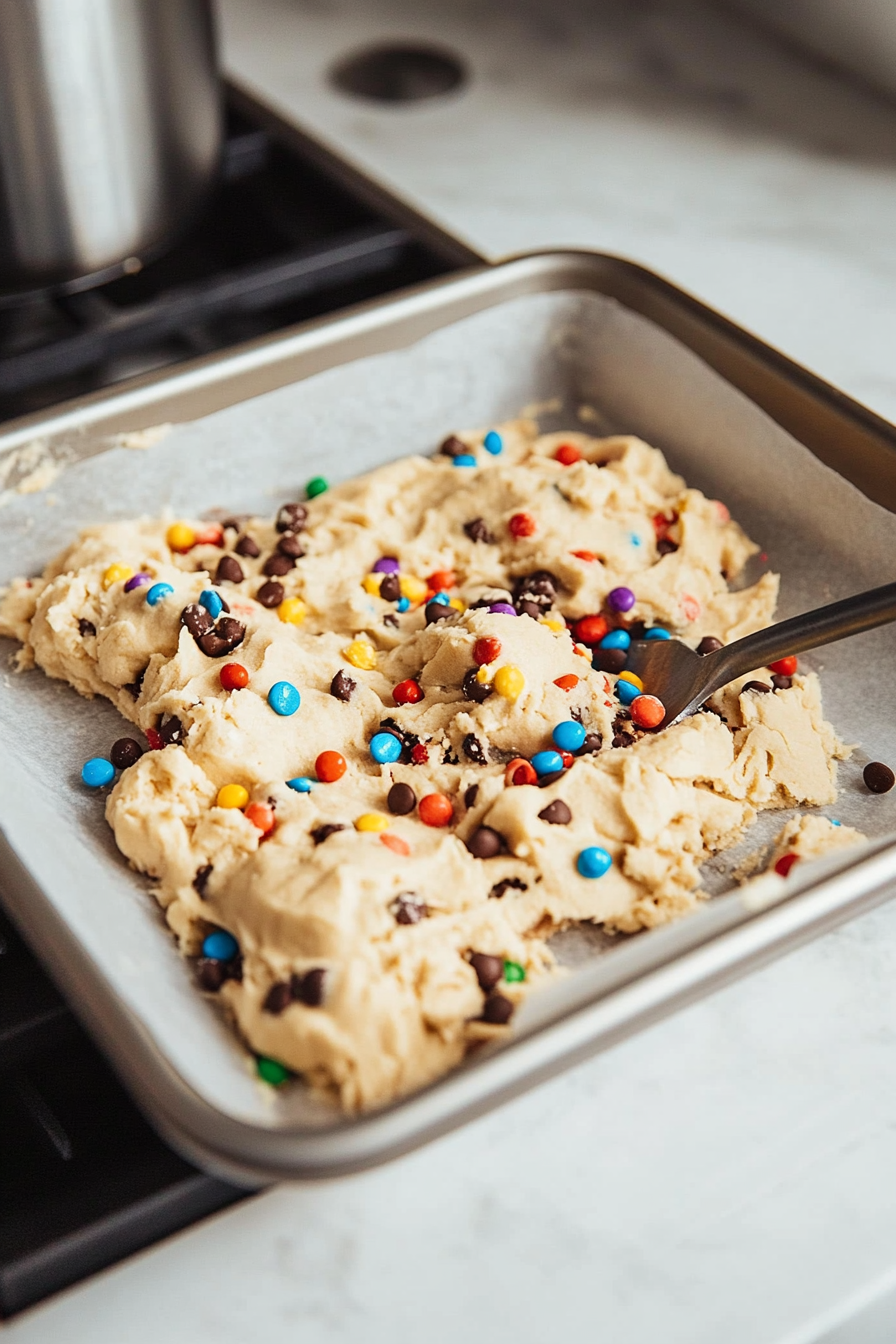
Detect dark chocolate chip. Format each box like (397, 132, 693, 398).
(864, 761, 895, 794)
(513, 571, 558, 600)
(311, 822, 347, 845)
(218, 596, 231, 614)
(263, 981, 293, 1015)
(538, 798, 572, 825)
(111, 737, 143, 770)
(466, 826, 503, 858)
(464, 518, 495, 544)
(462, 667, 493, 703)
(277, 532, 305, 559)
(181, 603, 214, 639)
(256, 579, 285, 608)
(489, 877, 527, 900)
(771, 674, 793, 691)
(592, 647, 627, 674)
(442, 747, 459, 765)
(625, 620, 647, 640)
(517, 599, 543, 620)
(196, 958, 229, 992)
(481, 993, 514, 1025)
(276, 503, 307, 533)
(612, 733, 636, 749)
(235, 533, 261, 558)
(383, 613, 399, 628)
(439, 434, 467, 457)
(330, 669, 357, 701)
(293, 967, 326, 1007)
(697, 636, 724, 655)
(196, 632, 227, 658)
(469, 952, 503, 992)
(262, 553, 294, 577)
(215, 555, 244, 585)
(379, 572, 401, 602)
(463, 733, 488, 765)
(392, 893, 427, 925)
(78, 617, 96, 638)
(193, 863, 213, 897)
(159, 716, 185, 746)
(656, 538, 678, 555)
(222, 517, 245, 533)
(217, 617, 246, 651)
(464, 783, 479, 808)
(578, 732, 603, 755)
(742, 680, 771, 694)
(124, 667, 147, 699)
(387, 781, 416, 815)
(425, 600, 452, 624)
(537, 770, 566, 787)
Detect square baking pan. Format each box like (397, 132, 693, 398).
(3, 250, 896, 1183)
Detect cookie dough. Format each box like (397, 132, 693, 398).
(0, 421, 854, 1110)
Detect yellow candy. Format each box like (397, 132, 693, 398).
(449, 597, 466, 612)
(343, 639, 377, 670)
(618, 670, 644, 691)
(399, 575, 428, 604)
(362, 574, 381, 596)
(217, 783, 249, 810)
(101, 562, 133, 590)
(166, 522, 196, 553)
(355, 812, 390, 832)
(476, 664, 493, 685)
(494, 665, 525, 701)
(277, 597, 306, 626)
(541, 618, 564, 632)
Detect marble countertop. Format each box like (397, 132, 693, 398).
(9, 2, 896, 1341)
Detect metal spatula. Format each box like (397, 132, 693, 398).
(625, 582, 896, 729)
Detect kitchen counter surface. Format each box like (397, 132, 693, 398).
(9, 2, 896, 1340)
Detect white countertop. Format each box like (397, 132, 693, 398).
(10, 2, 896, 1340)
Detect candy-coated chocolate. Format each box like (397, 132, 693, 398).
(774, 853, 799, 877)
(494, 665, 525, 700)
(428, 569, 456, 591)
(554, 674, 579, 690)
(277, 597, 306, 625)
(220, 662, 249, 691)
(552, 720, 586, 752)
(203, 929, 238, 960)
(81, 757, 114, 788)
(574, 614, 609, 645)
(488, 602, 516, 616)
(607, 586, 635, 613)
(124, 572, 152, 592)
(473, 636, 502, 666)
(306, 475, 328, 498)
(396, 597, 410, 612)
(256, 1057, 290, 1086)
(166, 522, 196, 553)
(453, 454, 477, 467)
(531, 749, 564, 776)
(577, 846, 613, 879)
(286, 776, 315, 792)
(393, 679, 424, 705)
(769, 656, 798, 676)
(316, 750, 347, 782)
(370, 732, 402, 764)
(505, 758, 537, 786)
(508, 512, 536, 538)
(267, 681, 301, 716)
(102, 562, 133, 590)
(554, 443, 582, 466)
(616, 679, 641, 706)
(503, 959, 526, 982)
(418, 793, 453, 827)
(217, 783, 249, 809)
(599, 629, 631, 650)
(644, 627, 671, 640)
(245, 802, 275, 836)
(429, 591, 450, 605)
(146, 582, 174, 606)
(355, 812, 390, 832)
(483, 430, 503, 455)
(373, 557, 400, 573)
(618, 670, 644, 690)
(630, 694, 665, 728)
(343, 639, 377, 670)
(199, 589, 224, 620)
(380, 832, 411, 856)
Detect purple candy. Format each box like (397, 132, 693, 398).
(607, 586, 635, 613)
(124, 572, 153, 592)
(372, 557, 400, 574)
(488, 602, 517, 616)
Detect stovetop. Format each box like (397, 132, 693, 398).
(0, 87, 468, 1318)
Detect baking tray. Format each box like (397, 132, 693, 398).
(3, 251, 896, 1183)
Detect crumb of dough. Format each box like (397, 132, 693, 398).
(767, 813, 865, 871)
(0, 422, 851, 1110)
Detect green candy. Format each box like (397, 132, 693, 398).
(306, 475, 329, 499)
(503, 960, 526, 983)
(256, 1056, 290, 1086)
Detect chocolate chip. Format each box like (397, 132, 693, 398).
(215, 555, 244, 585)
(864, 761, 895, 794)
(463, 733, 488, 765)
(198, 616, 246, 658)
(538, 798, 572, 825)
(193, 863, 213, 897)
(742, 680, 771, 694)
(293, 967, 326, 1006)
(124, 668, 146, 699)
(392, 893, 427, 924)
(489, 877, 527, 900)
(462, 667, 493, 702)
(196, 633, 227, 657)
(387, 782, 416, 815)
(196, 958, 229, 992)
(513, 571, 558, 602)
(578, 732, 603, 755)
(159, 716, 184, 746)
(425, 601, 452, 624)
(379, 572, 401, 602)
(111, 738, 143, 770)
(256, 579, 285, 608)
(235, 533, 261, 558)
(612, 733, 636, 748)
(538, 770, 565, 787)
(330, 669, 356, 701)
(517, 599, 543, 620)
(592, 647, 627, 674)
(277, 532, 304, 559)
(656, 538, 678, 555)
(440, 434, 467, 457)
(466, 826, 503, 858)
(262, 553, 294, 577)
(181, 603, 214, 639)
(771, 674, 793, 691)
(263, 981, 293, 1015)
(383, 613, 399, 628)
(464, 783, 479, 808)
(481, 993, 514, 1025)
(276, 503, 307, 533)
(222, 517, 245, 533)
(311, 823, 346, 845)
(464, 517, 495, 544)
(697, 636, 724, 655)
(469, 952, 503, 991)
(78, 618, 96, 638)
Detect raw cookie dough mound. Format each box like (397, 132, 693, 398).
(0, 420, 857, 1110)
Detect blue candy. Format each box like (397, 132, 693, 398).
(453, 454, 477, 467)
(81, 757, 115, 788)
(599, 629, 631, 651)
(531, 750, 564, 777)
(397, 597, 410, 612)
(831, 819, 842, 827)
(483, 430, 503, 456)
(199, 589, 223, 620)
(286, 776, 315, 793)
(267, 681, 301, 716)
(644, 627, 671, 641)
(202, 929, 238, 961)
(552, 720, 586, 753)
(629, 532, 642, 547)
(430, 591, 451, 605)
(146, 582, 174, 606)
(616, 679, 641, 706)
(370, 732, 402, 764)
(577, 846, 613, 879)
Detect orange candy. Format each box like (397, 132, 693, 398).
(629, 694, 665, 729)
(680, 594, 701, 622)
(505, 758, 537, 787)
(571, 550, 599, 562)
(194, 523, 225, 547)
(555, 443, 582, 466)
(380, 832, 411, 856)
(418, 793, 453, 827)
(554, 674, 579, 691)
(473, 636, 502, 666)
(220, 662, 249, 691)
(574, 614, 610, 646)
(244, 801, 275, 836)
(428, 569, 456, 591)
(316, 750, 347, 783)
(508, 512, 537, 539)
(393, 679, 424, 705)
(769, 656, 797, 676)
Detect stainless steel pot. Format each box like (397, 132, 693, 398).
(0, 0, 222, 294)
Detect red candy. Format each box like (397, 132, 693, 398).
(393, 678, 424, 705)
(316, 750, 347, 783)
(194, 523, 225, 547)
(473, 637, 501, 666)
(555, 443, 582, 466)
(508, 512, 537, 539)
(554, 674, 579, 691)
(244, 801, 275, 836)
(146, 728, 164, 751)
(220, 662, 249, 691)
(574, 614, 609, 646)
(769, 656, 798, 676)
(775, 853, 799, 877)
(418, 793, 453, 827)
(505, 758, 537, 787)
(428, 569, 456, 591)
(559, 751, 575, 769)
(410, 743, 430, 765)
(630, 694, 665, 729)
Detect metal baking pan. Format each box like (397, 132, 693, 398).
(3, 250, 896, 1183)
